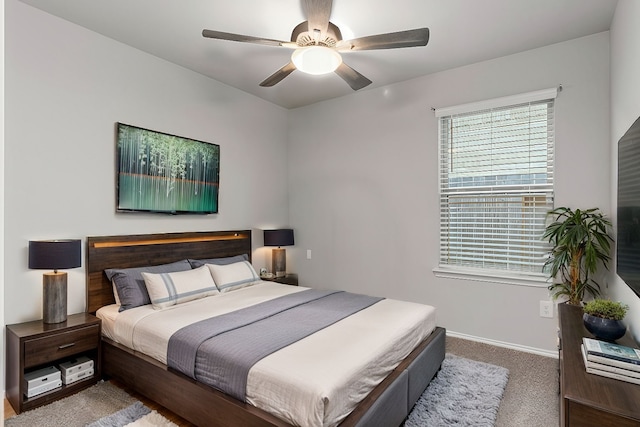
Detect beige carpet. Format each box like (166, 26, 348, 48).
(446, 336, 559, 427)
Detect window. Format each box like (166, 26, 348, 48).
(435, 88, 557, 283)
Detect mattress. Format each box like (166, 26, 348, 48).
(96, 281, 437, 427)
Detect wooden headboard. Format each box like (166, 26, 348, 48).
(86, 230, 252, 313)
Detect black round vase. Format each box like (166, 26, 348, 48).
(583, 313, 626, 341)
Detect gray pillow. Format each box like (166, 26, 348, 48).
(105, 260, 192, 311)
(187, 254, 249, 269)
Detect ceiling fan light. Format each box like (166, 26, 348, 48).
(291, 46, 342, 75)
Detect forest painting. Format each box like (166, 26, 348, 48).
(116, 123, 220, 214)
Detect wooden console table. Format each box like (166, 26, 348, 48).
(559, 303, 640, 426)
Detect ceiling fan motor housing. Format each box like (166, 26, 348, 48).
(291, 21, 343, 47)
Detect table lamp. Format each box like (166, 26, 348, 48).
(29, 239, 81, 324)
(263, 229, 294, 278)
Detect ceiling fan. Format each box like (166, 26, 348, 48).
(202, 0, 429, 91)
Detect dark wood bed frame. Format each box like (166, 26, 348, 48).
(86, 230, 445, 427)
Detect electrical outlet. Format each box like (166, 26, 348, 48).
(306, 249, 312, 260)
(540, 300, 553, 318)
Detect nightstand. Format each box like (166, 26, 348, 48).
(6, 312, 102, 414)
(262, 274, 299, 286)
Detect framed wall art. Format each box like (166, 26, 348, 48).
(116, 123, 220, 214)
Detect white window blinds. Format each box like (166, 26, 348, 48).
(437, 90, 556, 276)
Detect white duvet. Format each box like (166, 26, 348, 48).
(97, 282, 437, 427)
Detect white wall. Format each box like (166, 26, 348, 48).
(1, 0, 5, 413)
(288, 32, 612, 353)
(4, 0, 290, 326)
(610, 0, 640, 342)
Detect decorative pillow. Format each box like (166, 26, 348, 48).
(142, 265, 219, 310)
(105, 260, 192, 311)
(188, 254, 249, 269)
(206, 261, 260, 293)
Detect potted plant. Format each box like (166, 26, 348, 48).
(542, 207, 613, 305)
(583, 299, 629, 341)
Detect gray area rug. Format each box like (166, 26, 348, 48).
(406, 354, 510, 426)
(5, 381, 177, 427)
(5, 381, 137, 427)
(87, 401, 150, 427)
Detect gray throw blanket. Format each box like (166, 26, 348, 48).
(167, 289, 383, 401)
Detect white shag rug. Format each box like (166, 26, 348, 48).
(405, 354, 509, 427)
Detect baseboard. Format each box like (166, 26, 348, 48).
(446, 330, 558, 358)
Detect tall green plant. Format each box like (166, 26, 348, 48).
(542, 207, 613, 305)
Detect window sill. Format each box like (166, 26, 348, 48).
(432, 266, 550, 288)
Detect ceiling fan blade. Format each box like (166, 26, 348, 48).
(334, 63, 372, 91)
(259, 62, 297, 87)
(202, 29, 294, 47)
(304, 0, 333, 37)
(338, 28, 429, 51)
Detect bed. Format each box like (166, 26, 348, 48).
(86, 230, 445, 427)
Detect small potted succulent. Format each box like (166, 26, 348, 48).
(582, 299, 629, 341)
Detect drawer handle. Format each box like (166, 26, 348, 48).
(58, 343, 75, 350)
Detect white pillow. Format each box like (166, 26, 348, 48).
(142, 265, 219, 310)
(206, 261, 260, 293)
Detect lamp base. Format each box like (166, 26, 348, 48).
(43, 272, 67, 324)
(272, 248, 287, 278)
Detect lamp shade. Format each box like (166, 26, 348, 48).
(29, 240, 81, 270)
(291, 46, 342, 75)
(263, 229, 294, 247)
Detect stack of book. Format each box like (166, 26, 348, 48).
(581, 337, 640, 385)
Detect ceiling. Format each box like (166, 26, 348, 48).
(18, 0, 618, 109)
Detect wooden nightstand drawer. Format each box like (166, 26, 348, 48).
(24, 324, 100, 368)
